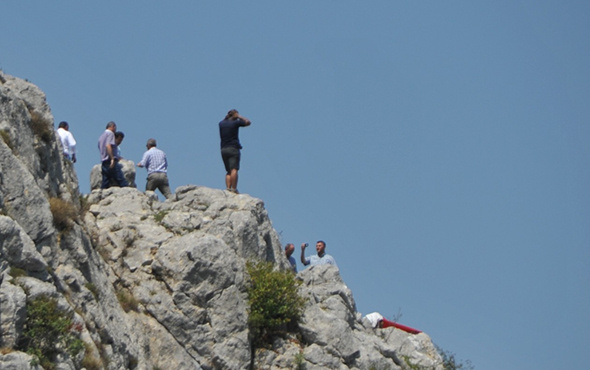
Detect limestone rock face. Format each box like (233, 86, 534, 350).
(0, 71, 443, 369)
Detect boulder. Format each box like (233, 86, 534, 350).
(89, 159, 137, 191)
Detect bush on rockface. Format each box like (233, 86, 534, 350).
(49, 197, 78, 231)
(18, 295, 84, 369)
(246, 261, 306, 345)
(28, 110, 53, 143)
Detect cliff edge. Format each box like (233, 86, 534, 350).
(0, 71, 443, 370)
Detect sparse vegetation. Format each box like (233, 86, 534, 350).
(116, 289, 140, 313)
(18, 295, 84, 370)
(79, 195, 91, 217)
(8, 266, 27, 278)
(402, 356, 422, 370)
(49, 197, 78, 231)
(153, 210, 169, 223)
(29, 110, 53, 143)
(85, 283, 99, 300)
(436, 345, 474, 370)
(293, 351, 305, 369)
(1, 129, 13, 150)
(1, 347, 14, 355)
(246, 261, 306, 346)
(81, 352, 102, 370)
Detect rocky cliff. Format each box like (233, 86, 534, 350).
(0, 71, 443, 370)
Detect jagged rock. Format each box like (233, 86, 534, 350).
(0, 281, 27, 349)
(0, 351, 43, 370)
(0, 216, 48, 272)
(0, 70, 79, 202)
(0, 71, 444, 370)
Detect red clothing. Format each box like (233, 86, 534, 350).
(381, 318, 422, 334)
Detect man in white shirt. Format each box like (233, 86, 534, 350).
(57, 121, 77, 163)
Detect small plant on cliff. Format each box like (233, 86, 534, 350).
(29, 110, 53, 143)
(435, 345, 474, 370)
(79, 195, 91, 217)
(293, 351, 305, 369)
(1, 129, 14, 150)
(153, 210, 169, 223)
(49, 197, 78, 231)
(8, 266, 27, 278)
(116, 289, 140, 312)
(18, 295, 84, 369)
(246, 261, 306, 345)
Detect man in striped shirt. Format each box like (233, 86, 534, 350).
(137, 138, 172, 199)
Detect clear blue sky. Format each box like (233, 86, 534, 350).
(3, 2, 589, 369)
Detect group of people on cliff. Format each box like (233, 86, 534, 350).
(284, 241, 337, 273)
(58, 110, 340, 275)
(57, 112, 422, 335)
(57, 108, 251, 200)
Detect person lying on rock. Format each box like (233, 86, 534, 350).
(300, 240, 337, 268)
(364, 312, 422, 334)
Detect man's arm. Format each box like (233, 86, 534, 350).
(68, 133, 77, 163)
(137, 152, 147, 167)
(106, 143, 115, 168)
(237, 115, 251, 126)
(300, 243, 309, 265)
(68, 132, 77, 156)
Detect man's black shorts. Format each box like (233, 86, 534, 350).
(221, 147, 241, 173)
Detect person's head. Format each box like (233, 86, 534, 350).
(316, 240, 326, 256)
(146, 138, 157, 149)
(225, 109, 239, 120)
(285, 243, 295, 257)
(106, 121, 117, 132)
(58, 121, 69, 130)
(115, 131, 125, 145)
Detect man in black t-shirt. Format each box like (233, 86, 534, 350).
(219, 109, 251, 193)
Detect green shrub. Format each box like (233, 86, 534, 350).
(246, 261, 306, 345)
(49, 197, 78, 231)
(19, 295, 84, 369)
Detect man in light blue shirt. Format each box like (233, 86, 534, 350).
(137, 138, 172, 199)
(300, 240, 337, 268)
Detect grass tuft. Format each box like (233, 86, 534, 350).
(49, 197, 78, 231)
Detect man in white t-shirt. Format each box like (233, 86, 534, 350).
(57, 121, 77, 163)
